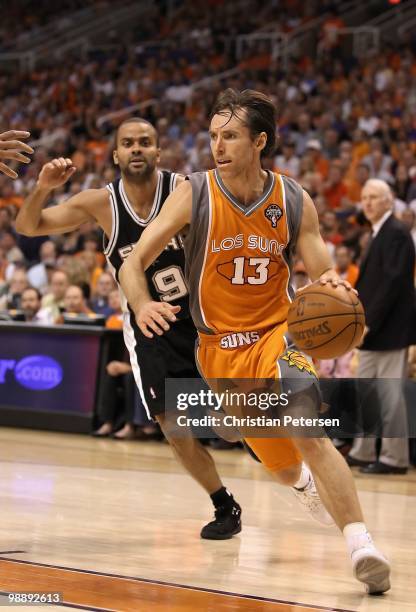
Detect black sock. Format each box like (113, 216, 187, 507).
(210, 486, 234, 509)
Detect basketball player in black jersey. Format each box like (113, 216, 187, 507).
(16, 118, 241, 540)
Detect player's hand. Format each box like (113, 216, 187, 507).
(0, 130, 33, 179)
(356, 325, 369, 348)
(106, 361, 130, 376)
(319, 270, 358, 295)
(136, 301, 181, 338)
(37, 158, 76, 190)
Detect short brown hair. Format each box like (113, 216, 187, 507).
(210, 88, 277, 157)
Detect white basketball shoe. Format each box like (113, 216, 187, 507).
(292, 475, 334, 526)
(349, 532, 391, 594)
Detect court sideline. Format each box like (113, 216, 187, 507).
(0, 428, 414, 611)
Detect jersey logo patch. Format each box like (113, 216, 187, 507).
(265, 204, 282, 228)
(280, 350, 317, 377)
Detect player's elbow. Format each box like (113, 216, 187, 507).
(15, 216, 36, 236)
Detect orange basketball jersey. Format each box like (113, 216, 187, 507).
(184, 170, 303, 335)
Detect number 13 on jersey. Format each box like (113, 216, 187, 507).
(231, 257, 270, 285)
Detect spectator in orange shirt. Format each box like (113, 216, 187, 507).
(86, 139, 108, 164)
(339, 141, 355, 178)
(105, 289, 123, 330)
(351, 129, 370, 164)
(346, 163, 370, 204)
(335, 245, 359, 287)
(320, 210, 344, 250)
(323, 162, 349, 209)
(77, 250, 103, 295)
(0, 183, 23, 209)
(82, 232, 106, 268)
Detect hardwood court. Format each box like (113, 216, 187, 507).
(0, 428, 414, 611)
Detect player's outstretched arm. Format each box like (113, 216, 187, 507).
(297, 190, 334, 281)
(0, 130, 33, 179)
(119, 180, 192, 338)
(16, 158, 99, 236)
(297, 190, 355, 291)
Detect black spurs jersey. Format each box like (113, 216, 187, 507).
(104, 170, 190, 319)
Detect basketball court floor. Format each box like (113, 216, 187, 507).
(0, 427, 414, 611)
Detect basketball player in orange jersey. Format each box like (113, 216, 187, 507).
(16, 118, 243, 540)
(119, 90, 391, 595)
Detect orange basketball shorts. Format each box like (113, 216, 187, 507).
(196, 322, 312, 473)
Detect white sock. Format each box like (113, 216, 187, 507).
(343, 522, 372, 554)
(293, 463, 311, 490)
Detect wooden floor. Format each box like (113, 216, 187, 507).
(0, 428, 414, 611)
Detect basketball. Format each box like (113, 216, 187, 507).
(287, 282, 365, 359)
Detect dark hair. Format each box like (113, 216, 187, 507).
(115, 117, 159, 146)
(22, 286, 42, 301)
(209, 88, 277, 158)
(78, 282, 91, 301)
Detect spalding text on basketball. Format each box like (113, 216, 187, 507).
(291, 321, 331, 342)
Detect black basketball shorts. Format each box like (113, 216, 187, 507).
(126, 316, 199, 419)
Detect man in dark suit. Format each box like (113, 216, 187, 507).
(347, 179, 415, 474)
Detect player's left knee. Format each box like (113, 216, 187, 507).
(269, 462, 302, 486)
(294, 437, 331, 461)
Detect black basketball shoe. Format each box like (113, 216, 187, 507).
(200, 500, 242, 540)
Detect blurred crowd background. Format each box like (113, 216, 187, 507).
(0, 0, 415, 438)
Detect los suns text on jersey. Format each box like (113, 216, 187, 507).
(211, 233, 285, 255)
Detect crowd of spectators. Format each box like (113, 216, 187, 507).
(0, 1, 118, 52)
(0, 1, 415, 439)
